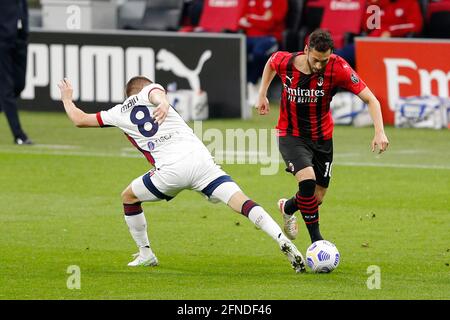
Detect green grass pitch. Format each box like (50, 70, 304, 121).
(0, 108, 449, 299)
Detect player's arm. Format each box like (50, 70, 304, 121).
(256, 59, 277, 115)
(358, 87, 389, 154)
(148, 86, 170, 125)
(58, 79, 100, 128)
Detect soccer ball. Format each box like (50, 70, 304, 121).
(306, 240, 340, 273)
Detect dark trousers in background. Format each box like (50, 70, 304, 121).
(246, 36, 278, 84)
(334, 43, 356, 69)
(0, 36, 28, 139)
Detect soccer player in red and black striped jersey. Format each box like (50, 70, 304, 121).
(255, 29, 389, 244)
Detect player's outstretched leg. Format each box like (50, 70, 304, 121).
(238, 194, 306, 273)
(122, 185, 158, 267)
(210, 182, 306, 273)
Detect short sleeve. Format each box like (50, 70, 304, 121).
(138, 83, 166, 105)
(334, 56, 366, 95)
(96, 104, 121, 127)
(269, 51, 290, 73)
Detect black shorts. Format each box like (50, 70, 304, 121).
(278, 135, 333, 188)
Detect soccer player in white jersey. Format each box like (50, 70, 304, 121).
(58, 76, 306, 273)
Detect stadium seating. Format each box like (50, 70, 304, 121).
(197, 0, 246, 32)
(294, 0, 364, 50)
(118, 0, 184, 31)
(319, 0, 365, 49)
(118, 0, 147, 29)
(140, 0, 184, 31)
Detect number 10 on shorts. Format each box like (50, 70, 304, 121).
(324, 162, 332, 178)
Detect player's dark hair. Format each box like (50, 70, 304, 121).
(125, 76, 153, 97)
(308, 29, 334, 53)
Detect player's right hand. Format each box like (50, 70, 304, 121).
(58, 78, 73, 102)
(256, 96, 270, 115)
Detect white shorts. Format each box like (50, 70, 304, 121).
(131, 150, 241, 204)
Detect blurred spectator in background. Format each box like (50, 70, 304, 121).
(180, 0, 204, 32)
(0, 0, 33, 145)
(336, 0, 423, 68)
(239, 0, 288, 106)
(364, 0, 423, 37)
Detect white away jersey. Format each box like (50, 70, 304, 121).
(96, 83, 210, 167)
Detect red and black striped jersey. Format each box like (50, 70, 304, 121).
(270, 51, 367, 140)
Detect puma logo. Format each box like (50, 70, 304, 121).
(286, 75, 293, 83)
(156, 49, 212, 92)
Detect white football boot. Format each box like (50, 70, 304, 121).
(279, 239, 306, 273)
(127, 252, 159, 267)
(278, 198, 298, 240)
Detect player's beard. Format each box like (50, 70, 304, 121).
(307, 53, 318, 74)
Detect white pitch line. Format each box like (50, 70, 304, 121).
(0, 148, 141, 159)
(336, 161, 450, 170)
(33, 144, 80, 150)
(391, 149, 427, 155)
(1, 148, 449, 170)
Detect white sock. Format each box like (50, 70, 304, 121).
(248, 206, 288, 244)
(124, 213, 153, 257)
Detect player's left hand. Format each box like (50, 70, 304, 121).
(153, 102, 169, 125)
(371, 131, 389, 154)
